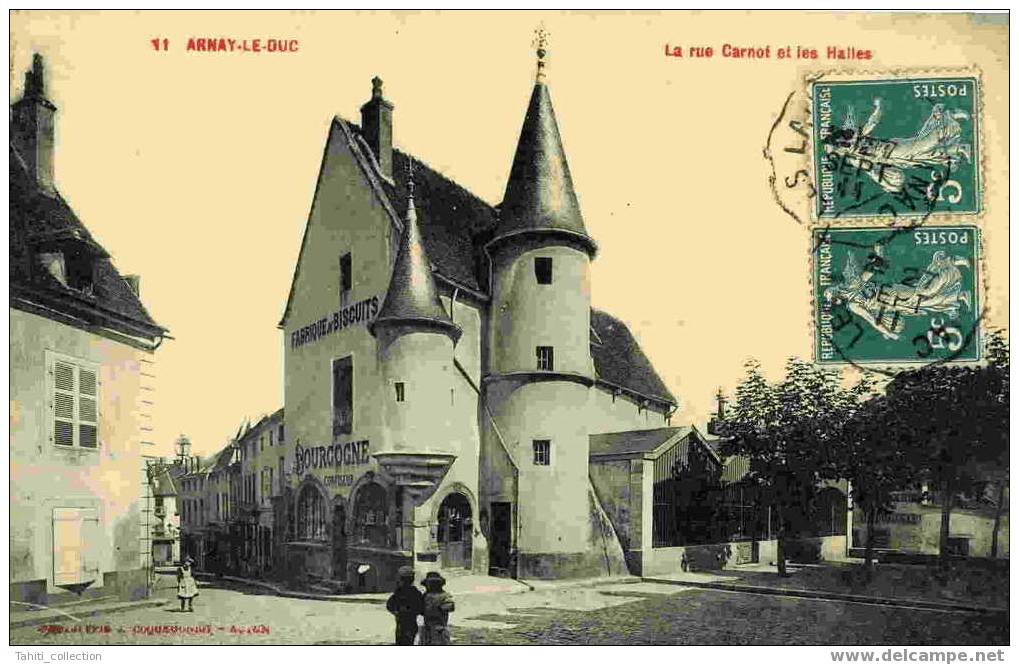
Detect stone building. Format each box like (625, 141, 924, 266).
(9, 55, 168, 604)
(277, 44, 687, 591)
(147, 462, 181, 566)
(233, 410, 286, 578)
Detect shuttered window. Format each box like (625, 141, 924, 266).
(53, 507, 99, 586)
(48, 353, 100, 449)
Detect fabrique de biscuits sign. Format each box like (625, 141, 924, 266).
(290, 295, 380, 349)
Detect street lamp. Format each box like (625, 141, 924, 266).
(175, 434, 192, 465)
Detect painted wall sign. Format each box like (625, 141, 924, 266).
(876, 512, 923, 525)
(324, 474, 356, 487)
(294, 440, 370, 476)
(290, 296, 380, 349)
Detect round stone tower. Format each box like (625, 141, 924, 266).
(369, 173, 462, 569)
(484, 37, 599, 578)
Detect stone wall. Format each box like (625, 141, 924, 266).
(640, 535, 847, 576)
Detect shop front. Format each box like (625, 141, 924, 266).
(283, 470, 413, 593)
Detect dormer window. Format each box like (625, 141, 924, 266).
(31, 231, 102, 296)
(37, 251, 67, 286)
(64, 246, 96, 294)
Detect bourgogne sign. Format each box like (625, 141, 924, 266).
(293, 440, 371, 477)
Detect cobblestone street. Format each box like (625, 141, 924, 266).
(10, 577, 1008, 646)
(452, 587, 1009, 646)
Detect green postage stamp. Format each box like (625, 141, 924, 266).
(812, 77, 980, 219)
(814, 226, 981, 364)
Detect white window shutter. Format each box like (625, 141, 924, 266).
(53, 508, 85, 585)
(81, 508, 100, 579)
(53, 361, 76, 447)
(78, 367, 99, 448)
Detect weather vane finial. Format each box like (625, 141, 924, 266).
(532, 23, 550, 81)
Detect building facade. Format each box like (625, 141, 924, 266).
(10, 55, 168, 605)
(147, 462, 182, 566)
(233, 411, 286, 578)
(276, 48, 680, 591)
(178, 412, 288, 578)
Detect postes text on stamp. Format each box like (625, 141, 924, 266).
(812, 77, 980, 220)
(814, 225, 980, 365)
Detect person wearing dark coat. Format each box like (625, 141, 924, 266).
(420, 571, 455, 645)
(386, 566, 424, 645)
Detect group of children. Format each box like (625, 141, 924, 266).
(386, 568, 456, 645)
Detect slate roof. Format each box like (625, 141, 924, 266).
(211, 444, 238, 473)
(371, 180, 460, 339)
(590, 425, 721, 468)
(343, 123, 498, 292)
(589, 426, 692, 458)
(10, 144, 166, 339)
(590, 309, 677, 406)
(236, 408, 284, 444)
(308, 116, 676, 408)
(497, 81, 591, 246)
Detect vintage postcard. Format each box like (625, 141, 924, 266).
(7, 9, 1009, 655)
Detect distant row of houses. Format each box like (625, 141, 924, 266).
(175, 412, 287, 579)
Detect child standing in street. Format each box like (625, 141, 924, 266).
(176, 557, 199, 612)
(420, 572, 455, 645)
(386, 566, 424, 645)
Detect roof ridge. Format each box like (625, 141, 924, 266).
(591, 425, 687, 438)
(394, 148, 498, 213)
(337, 115, 498, 214)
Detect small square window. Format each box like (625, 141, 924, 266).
(340, 253, 352, 293)
(534, 257, 553, 285)
(536, 346, 554, 371)
(395, 382, 405, 403)
(533, 440, 551, 466)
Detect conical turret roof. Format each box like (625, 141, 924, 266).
(494, 78, 595, 256)
(371, 175, 461, 341)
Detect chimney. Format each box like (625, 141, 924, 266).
(124, 275, 141, 297)
(12, 54, 57, 195)
(360, 76, 394, 181)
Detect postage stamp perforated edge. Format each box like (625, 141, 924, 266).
(801, 66, 987, 228)
(807, 220, 991, 370)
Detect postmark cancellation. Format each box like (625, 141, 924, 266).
(813, 224, 982, 366)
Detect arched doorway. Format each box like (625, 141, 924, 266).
(438, 493, 472, 570)
(331, 503, 347, 579)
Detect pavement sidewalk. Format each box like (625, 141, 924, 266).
(643, 570, 1009, 615)
(10, 597, 169, 629)
(199, 572, 533, 603)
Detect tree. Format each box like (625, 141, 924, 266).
(978, 329, 1009, 558)
(883, 330, 1009, 573)
(836, 393, 916, 571)
(722, 358, 866, 575)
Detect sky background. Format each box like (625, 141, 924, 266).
(10, 11, 1009, 459)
